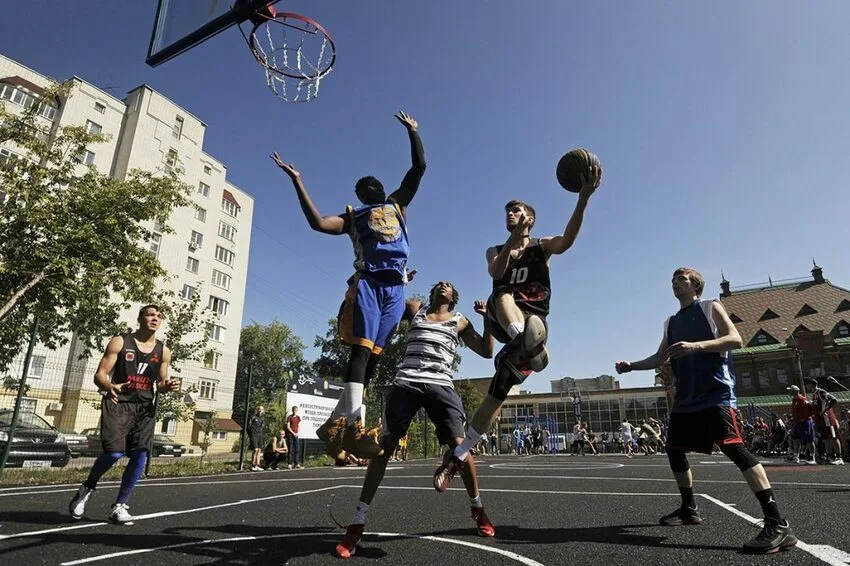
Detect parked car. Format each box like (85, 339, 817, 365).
(80, 429, 186, 457)
(0, 409, 71, 468)
(58, 429, 89, 458)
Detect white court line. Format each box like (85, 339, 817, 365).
(0, 475, 371, 498)
(58, 531, 545, 566)
(699, 493, 850, 565)
(378, 485, 678, 497)
(0, 485, 343, 541)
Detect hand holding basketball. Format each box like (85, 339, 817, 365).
(578, 165, 602, 200)
(270, 152, 300, 179)
(556, 148, 602, 193)
(394, 110, 418, 131)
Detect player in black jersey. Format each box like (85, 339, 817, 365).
(69, 305, 179, 525)
(434, 164, 601, 492)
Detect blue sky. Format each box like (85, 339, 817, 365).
(3, 1, 849, 391)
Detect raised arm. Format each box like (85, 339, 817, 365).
(402, 298, 423, 323)
(541, 165, 602, 257)
(457, 300, 494, 358)
(388, 111, 426, 208)
(270, 152, 347, 235)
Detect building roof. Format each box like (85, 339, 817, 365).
(1, 75, 47, 97)
(194, 417, 242, 432)
(719, 275, 850, 346)
(222, 189, 240, 208)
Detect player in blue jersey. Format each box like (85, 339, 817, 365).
(614, 267, 797, 555)
(271, 111, 425, 460)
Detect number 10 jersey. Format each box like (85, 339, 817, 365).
(491, 238, 551, 317)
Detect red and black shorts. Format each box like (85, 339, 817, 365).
(484, 289, 548, 345)
(666, 406, 744, 455)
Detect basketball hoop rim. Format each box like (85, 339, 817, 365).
(248, 11, 337, 80)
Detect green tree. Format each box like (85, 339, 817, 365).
(0, 84, 193, 373)
(454, 378, 483, 420)
(232, 321, 306, 425)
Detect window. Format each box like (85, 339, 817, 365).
(165, 148, 178, 170)
(758, 369, 770, 388)
(211, 269, 231, 291)
(28, 355, 46, 378)
(740, 372, 752, 389)
(0, 148, 22, 167)
(203, 165, 212, 175)
(194, 207, 207, 222)
(197, 182, 210, 197)
(94, 102, 106, 114)
(181, 284, 197, 300)
(210, 325, 225, 342)
(756, 334, 768, 345)
(837, 323, 850, 337)
(203, 350, 222, 370)
(776, 369, 788, 385)
(190, 230, 203, 249)
(221, 198, 239, 218)
(148, 232, 162, 258)
(796, 304, 818, 317)
(186, 256, 199, 274)
(214, 245, 234, 266)
(0, 188, 7, 203)
(212, 431, 226, 440)
(810, 366, 825, 377)
(218, 221, 236, 242)
(758, 309, 779, 321)
(208, 296, 229, 316)
(154, 221, 166, 232)
(199, 379, 217, 400)
(160, 417, 177, 435)
(172, 116, 184, 139)
(85, 120, 102, 135)
(78, 150, 95, 166)
(0, 84, 57, 120)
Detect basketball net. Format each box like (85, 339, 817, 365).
(244, 10, 336, 103)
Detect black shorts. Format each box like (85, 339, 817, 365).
(666, 406, 744, 455)
(484, 291, 548, 344)
(100, 400, 155, 453)
(249, 433, 263, 450)
(382, 381, 466, 448)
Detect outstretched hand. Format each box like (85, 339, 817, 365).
(394, 110, 418, 131)
(270, 152, 300, 179)
(614, 361, 632, 374)
(473, 300, 487, 316)
(579, 165, 602, 199)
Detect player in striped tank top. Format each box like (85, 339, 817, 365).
(336, 281, 496, 558)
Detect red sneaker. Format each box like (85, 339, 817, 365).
(472, 507, 495, 537)
(335, 524, 364, 559)
(433, 449, 464, 492)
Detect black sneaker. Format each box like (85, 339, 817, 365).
(742, 519, 798, 554)
(659, 506, 703, 526)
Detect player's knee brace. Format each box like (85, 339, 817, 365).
(345, 345, 372, 385)
(719, 442, 760, 472)
(667, 450, 690, 473)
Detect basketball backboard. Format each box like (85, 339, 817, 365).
(146, 0, 279, 67)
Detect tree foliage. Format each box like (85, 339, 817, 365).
(231, 321, 306, 425)
(0, 84, 193, 373)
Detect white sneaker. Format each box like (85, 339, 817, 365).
(108, 503, 134, 525)
(830, 458, 845, 465)
(806, 459, 817, 465)
(251, 466, 262, 471)
(69, 485, 94, 520)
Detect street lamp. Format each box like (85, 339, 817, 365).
(781, 327, 807, 391)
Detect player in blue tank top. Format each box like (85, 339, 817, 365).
(614, 267, 797, 554)
(270, 111, 425, 460)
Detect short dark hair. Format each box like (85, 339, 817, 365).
(355, 176, 384, 194)
(428, 281, 459, 310)
(137, 304, 162, 321)
(504, 200, 536, 227)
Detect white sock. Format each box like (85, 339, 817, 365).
(470, 495, 483, 509)
(347, 404, 365, 424)
(507, 322, 525, 340)
(352, 501, 369, 525)
(454, 427, 483, 461)
(336, 383, 364, 420)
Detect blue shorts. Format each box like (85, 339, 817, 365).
(794, 419, 815, 444)
(338, 273, 405, 353)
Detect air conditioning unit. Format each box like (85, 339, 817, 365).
(188, 242, 199, 251)
(47, 402, 63, 411)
